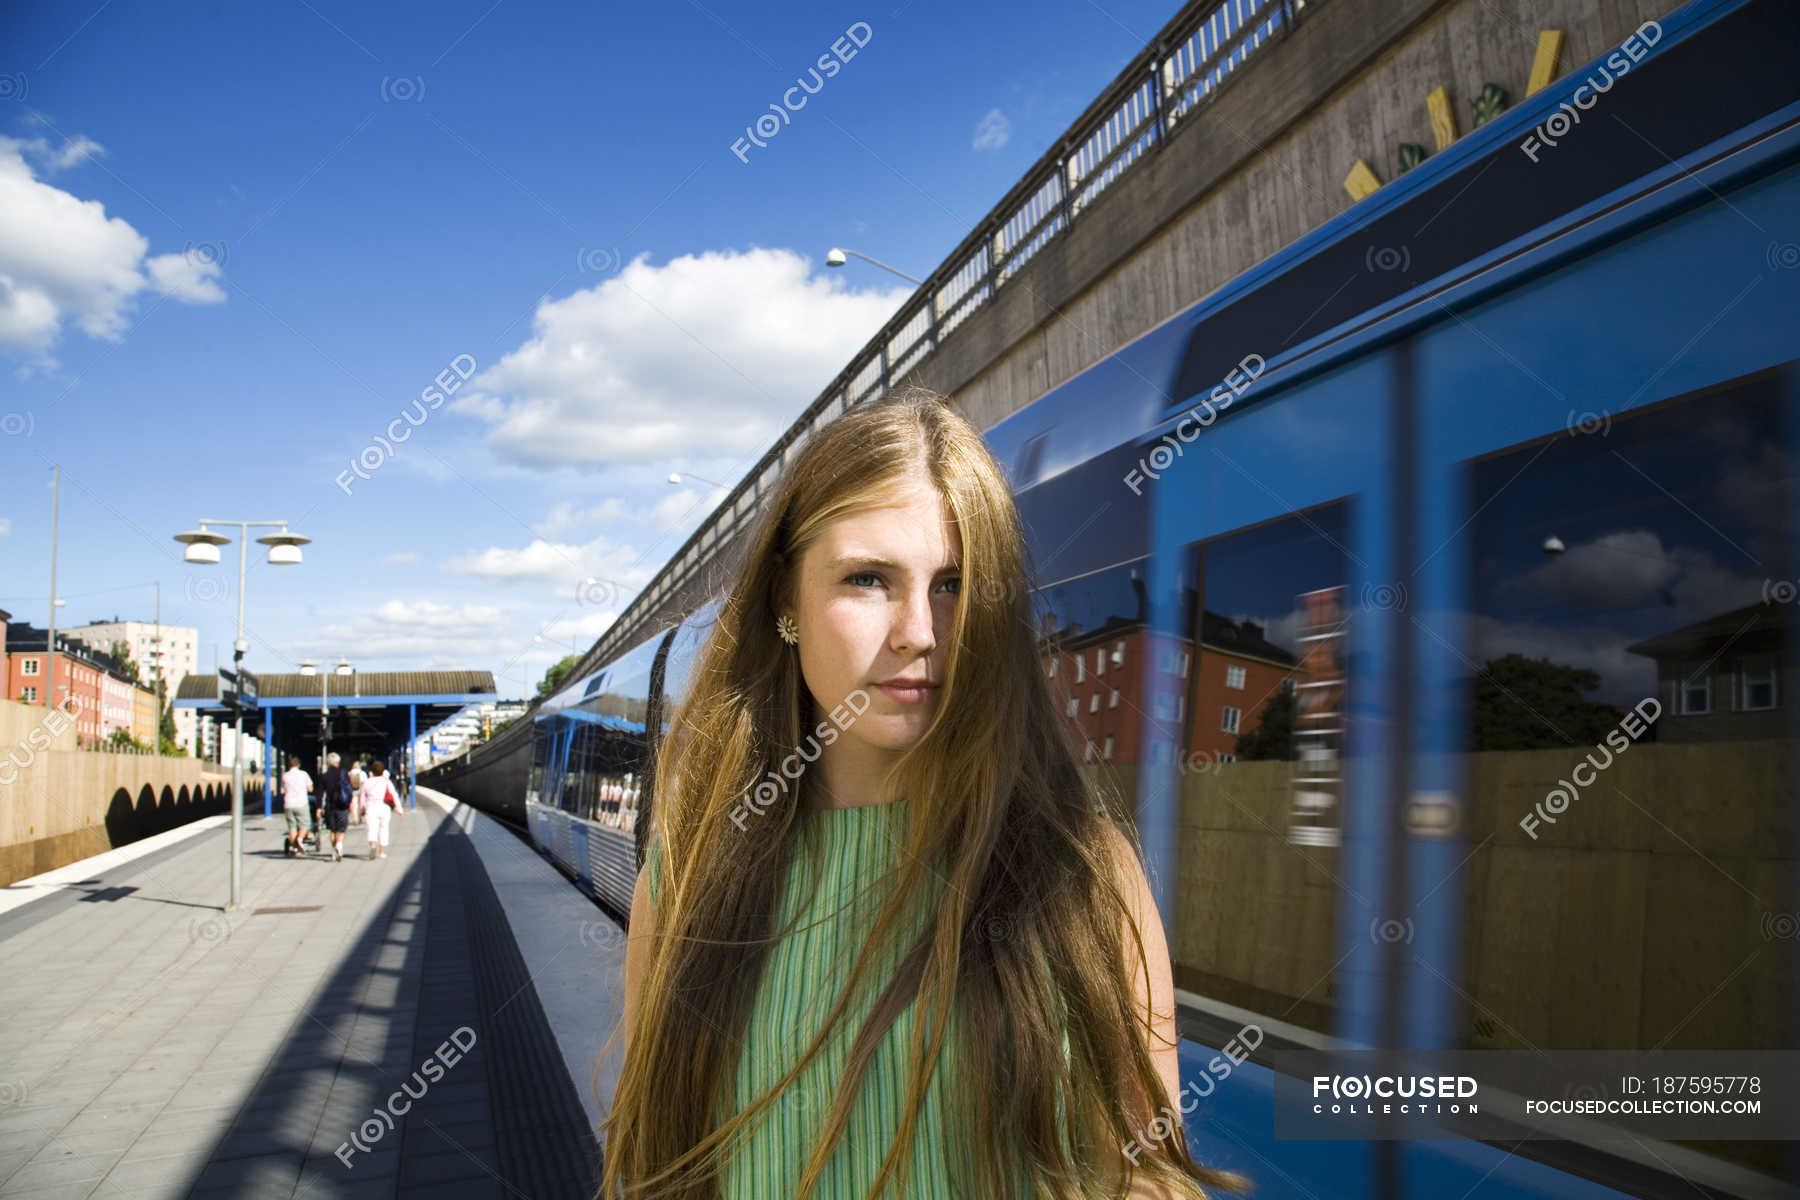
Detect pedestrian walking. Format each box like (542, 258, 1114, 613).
(318, 752, 353, 861)
(359, 759, 400, 860)
(279, 755, 312, 857)
(307, 760, 326, 849)
(347, 760, 365, 826)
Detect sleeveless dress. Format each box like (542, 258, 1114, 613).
(643, 798, 1041, 1198)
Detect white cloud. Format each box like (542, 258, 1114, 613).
(34, 135, 104, 172)
(0, 275, 58, 349)
(1512, 530, 1678, 610)
(442, 529, 659, 604)
(299, 598, 512, 669)
(534, 498, 627, 538)
(0, 135, 227, 361)
(0, 517, 10, 535)
(534, 489, 729, 540)
(385, 551, 421, 565)
(452, 247, 907, 469)
(1505, 529, 1762, 624)
(144, 251, 225, 303)
(646, 486, 724, 534)
(973, 108, 1011, 151)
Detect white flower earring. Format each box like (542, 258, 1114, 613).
(776, 613, 799, 646)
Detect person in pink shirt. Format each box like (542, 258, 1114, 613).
(359, 759, 401, 860)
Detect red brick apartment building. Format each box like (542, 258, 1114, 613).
(3, 619, 133, 744)
(1046, 611, 1303, 767)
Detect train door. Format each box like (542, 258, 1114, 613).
(1399, 140, 1800, 1194)
(1138, 342, 1405, 1197)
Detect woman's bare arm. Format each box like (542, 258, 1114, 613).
(1101, 824, 1187, 1200)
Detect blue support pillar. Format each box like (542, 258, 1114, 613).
(408, 704, 417, 809)
(262, 706, 273, 815)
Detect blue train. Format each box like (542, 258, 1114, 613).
(500, 0, 1800, 1193)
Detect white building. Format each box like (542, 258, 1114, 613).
(64, 618, 208, 754)
(415, 700, 526, 766)
(216, 726, 270, 773)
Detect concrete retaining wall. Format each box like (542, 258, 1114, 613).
(0, 699, 263, 885)
(931, 0, 1675, 430)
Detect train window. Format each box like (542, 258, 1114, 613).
(1453, 371, 1792, 1181)
(1038, 559, 1147, 772)
(1172, 500, 1352, 1033)
(658, 601, 723, 721)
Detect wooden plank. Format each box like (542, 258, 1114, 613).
(1343, 159, 1381, 201)
(1527, 30, 1565, 96)
(1427, 85, 1457, 150)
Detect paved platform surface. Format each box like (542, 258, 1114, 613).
(0, 803, 602, 1198)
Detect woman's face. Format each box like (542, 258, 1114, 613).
(789, 473, 960, 753)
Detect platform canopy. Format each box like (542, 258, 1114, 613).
(175, 670, 498, 767)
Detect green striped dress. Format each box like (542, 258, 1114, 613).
(644, 798, 1038, 1198)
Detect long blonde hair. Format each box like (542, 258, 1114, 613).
(600, 386, 1249, 1199)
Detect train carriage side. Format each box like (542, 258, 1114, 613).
(1116, 0, 1800, 1195)
(528, 627, 671, 917)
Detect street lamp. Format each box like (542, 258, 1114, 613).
(825, 247, 922, 285)
(174, 519, 309, 911)
(667, 471, 729, 490)
(299, 657, 354, 766)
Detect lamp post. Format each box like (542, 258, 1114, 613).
(173, 520, 310, 911)
(299, 658, 353, 766)
(666, 471, 728, 490)
(46, 466, 59, 714)
(825, 247, 922, 285)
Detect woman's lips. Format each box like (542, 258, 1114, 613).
(875, 682, 937, 704)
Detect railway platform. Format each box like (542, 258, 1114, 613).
(0, 789, 619, 1199)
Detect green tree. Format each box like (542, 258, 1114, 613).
(109, 639, 141, 684)
(107, 727, 150, 752)
(535, 654, 581, 699)
(1471, 653, 1625, 751)
(1235, 686, 1297, 760)
(157, 702, 186, 756)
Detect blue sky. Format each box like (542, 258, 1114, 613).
(0, 0, 1180, 698)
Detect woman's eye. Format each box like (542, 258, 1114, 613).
(940, 577, 961, 596)
(846, 571, 881, 588)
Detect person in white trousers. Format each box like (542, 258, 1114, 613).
(360, 759, 400, 860)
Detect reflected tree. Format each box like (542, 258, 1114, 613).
(1471, 653, 1625, 751)
(1235, 688, 1296, 760)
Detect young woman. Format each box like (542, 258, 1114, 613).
(602, 389, 1249, 1199)
(347, 760, 366, 825)
(359, 759, 400, 860)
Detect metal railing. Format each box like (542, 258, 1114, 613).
(572, 0, 1304, 679)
